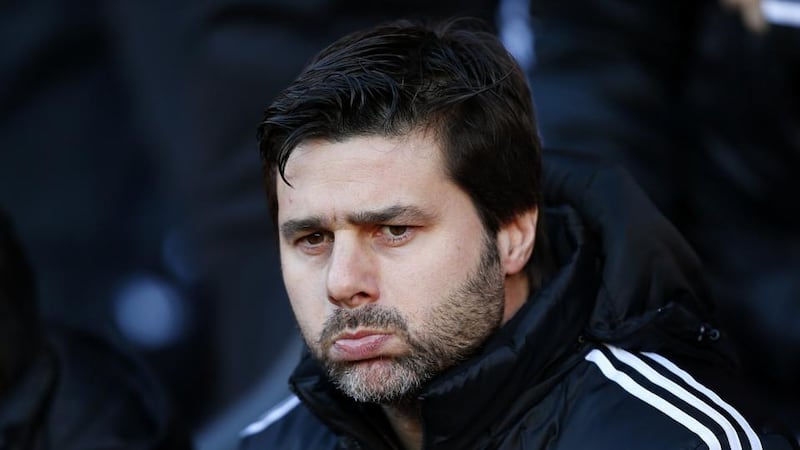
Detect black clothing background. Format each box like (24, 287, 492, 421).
(528, 0, 800, 432)
(0, 0, 496, 444)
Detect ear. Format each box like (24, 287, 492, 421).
(496, 208, 538, 276)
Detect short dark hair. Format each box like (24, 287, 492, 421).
(258, 18, 542, 235)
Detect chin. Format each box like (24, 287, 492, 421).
(331, 358, 425, 404)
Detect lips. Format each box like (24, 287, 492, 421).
(331, 331, 392, 361)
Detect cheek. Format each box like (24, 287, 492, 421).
(384, 241, 477, 322)
(282, 258, 327, 340)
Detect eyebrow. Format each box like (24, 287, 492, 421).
(280, 216, 327, 242)
(280, 205, 434, 241)
(347, 204, 434, 225)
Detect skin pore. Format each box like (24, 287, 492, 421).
(276, 131, 537, 449)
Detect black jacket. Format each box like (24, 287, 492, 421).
(240, 154, 795, 449)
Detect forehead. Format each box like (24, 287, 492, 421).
(287, 132, 443, 178)
(276, 132, 453, 223)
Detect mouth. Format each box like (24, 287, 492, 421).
(330, 330, 394, 362)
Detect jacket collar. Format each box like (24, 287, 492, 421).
(541, 152, 734, 365)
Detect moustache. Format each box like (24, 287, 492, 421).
(317, 305, 409, 352)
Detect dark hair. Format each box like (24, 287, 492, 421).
(258, 18, 542, 235)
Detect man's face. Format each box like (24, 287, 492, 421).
(276, 132, 505, 404)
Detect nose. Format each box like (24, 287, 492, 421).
(326, 235, 379, 308)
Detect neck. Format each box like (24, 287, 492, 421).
(502, 272, 530, 324)
(382, 402, 423, 450)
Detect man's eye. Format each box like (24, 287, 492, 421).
(386, 225, 408, 237)
(379, 226, 413, 244)
(302, 232, 326, 245)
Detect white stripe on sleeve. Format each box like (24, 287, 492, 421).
(643, 351, 762, 450)
(240, 395, 302, 437)
(585, 349, 722, 450)
(608, 346, 742, 449)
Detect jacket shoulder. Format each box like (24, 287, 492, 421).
(514, 345, 795, 450)
(574, 345, 795, 449)
(239, 395, 339, 450)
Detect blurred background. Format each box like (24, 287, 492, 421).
(0, 0, 797, 448)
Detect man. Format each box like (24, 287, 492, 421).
(240, 19, 795, 449)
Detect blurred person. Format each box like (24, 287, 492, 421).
(0, 209, 192, 450)
(239, 19, 795, 449)
(527, 0, 800, 434)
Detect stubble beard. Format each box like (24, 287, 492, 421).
(309, 237, 506, 406)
